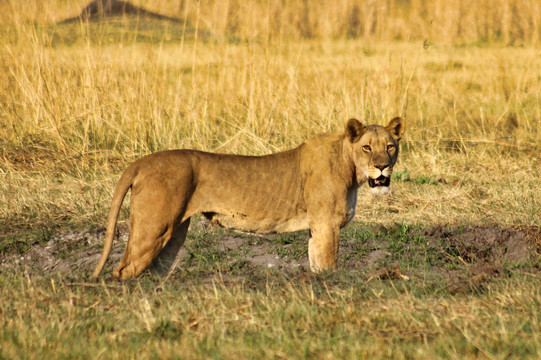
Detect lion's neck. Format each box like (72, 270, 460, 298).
(340, 135, 360, 190)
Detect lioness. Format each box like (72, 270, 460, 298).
(92, 117, 405, 279)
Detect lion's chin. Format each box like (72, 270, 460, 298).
(370, 186, 390, 195)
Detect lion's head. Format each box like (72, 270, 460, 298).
(346, 117, 405, 195)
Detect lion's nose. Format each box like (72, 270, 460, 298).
(374, 164, 388, 171)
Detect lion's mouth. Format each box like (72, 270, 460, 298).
(368, 175, 390, 188)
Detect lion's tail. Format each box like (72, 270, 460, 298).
(91, 166, 136, 279)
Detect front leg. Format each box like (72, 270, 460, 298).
(308, 225, 340, 272)
(302, 164, 352, 273)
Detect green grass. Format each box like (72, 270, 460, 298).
(393, 168, 438, 185)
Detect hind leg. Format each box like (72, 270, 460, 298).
(113, 179, 188, 280)
(113, 219, 173, 280)
(152, 218, 190, 277)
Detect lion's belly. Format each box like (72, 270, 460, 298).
(206, 211, 309, 234)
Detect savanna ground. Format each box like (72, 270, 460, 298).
(1, 0, 541, 358)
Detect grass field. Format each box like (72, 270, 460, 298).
(1, 1, 540, 358)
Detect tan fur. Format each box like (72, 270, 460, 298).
(92, 117, 405, 279)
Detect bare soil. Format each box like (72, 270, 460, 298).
(1, 221, 539, 291)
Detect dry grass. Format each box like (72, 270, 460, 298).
(1, 21, 539, 229)
(3, 0, 541, 45)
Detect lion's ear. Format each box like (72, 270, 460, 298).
(385, 117, 405, 141)
(346, 118, 366, 143)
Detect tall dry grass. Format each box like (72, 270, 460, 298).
(2, 35, 540, 158)
(1, 0, 541, 44)
(0, 1, 539, 229)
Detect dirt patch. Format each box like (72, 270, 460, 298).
(0, 228, 125, 276)
(364, 249, 391, 268)
(1, 224, 539, 286)
(431, 225, 540, 265)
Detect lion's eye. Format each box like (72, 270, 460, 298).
(387, 144, 395, 151)
(363, 145, 371, 152)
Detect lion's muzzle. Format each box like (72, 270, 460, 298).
(368, 175, 390, 188)
(368, 174, 391, 195)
